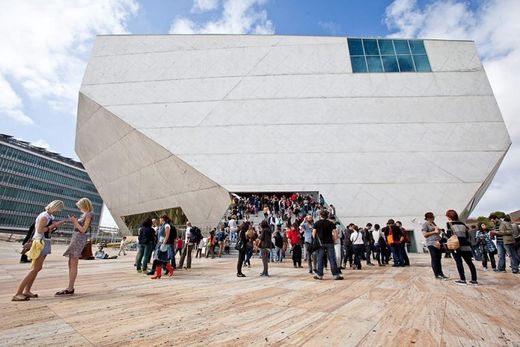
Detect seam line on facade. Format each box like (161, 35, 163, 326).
(138, 121, 507, 129)
(81, 69, 483, 86)
(97, 94, 495, 107)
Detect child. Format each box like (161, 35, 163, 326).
(118, 236, 127, 256)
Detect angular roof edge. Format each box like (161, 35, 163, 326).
(94, 33, 474, 43)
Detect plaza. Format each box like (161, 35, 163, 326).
(1, 240, 519, 346)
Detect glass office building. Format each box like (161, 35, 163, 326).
(0, 133, 103, 232)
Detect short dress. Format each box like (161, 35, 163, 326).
(63, 212, 93, 258)
(153, 224, 171, 262)
(33, 211, 54, 256)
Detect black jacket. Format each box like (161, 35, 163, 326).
(259, 227, 273, 249)
(138, 226, 156, 245)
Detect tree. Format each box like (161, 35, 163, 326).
(489, 211, 506, 219)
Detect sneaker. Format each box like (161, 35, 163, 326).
(483, 267, 488, 272)
(436, 275, 449, 281)
(333, 275, 344, 280)
(454, 280, 467, 286)
(313, 275, 323, 280)
(469, 280, 478, 286)
(493, 268, 498, 272)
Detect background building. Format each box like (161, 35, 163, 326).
(0, 134, 103, 233)
(76, 35, 510, 251)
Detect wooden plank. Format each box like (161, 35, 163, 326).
(1, 240, 519, 346)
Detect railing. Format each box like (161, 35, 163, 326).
(1, 225, 124, 245)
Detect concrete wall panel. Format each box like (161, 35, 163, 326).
(77, 35, 511, 249)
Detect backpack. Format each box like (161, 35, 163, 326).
(274, 233, 283, 248)
(190, 226, 203, 244)
(167, 224, 177, 244)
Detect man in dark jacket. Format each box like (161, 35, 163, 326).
(382, 219, 404, 267)
(396, 221, 410, 266)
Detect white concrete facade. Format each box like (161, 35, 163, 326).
(76, 35, 510, 251)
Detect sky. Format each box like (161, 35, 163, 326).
(0, 0, 518, 226)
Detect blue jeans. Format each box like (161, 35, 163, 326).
(504, 243, 519, 272)
(275, 247, 282, 261)
(390, 244, 404, 266)
(245, 246, 253, 266)
(497, 241, 507, 271)
(316, 244, 340, 277)
(136, 244, 153, 271)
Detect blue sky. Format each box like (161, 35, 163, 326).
(1, 0, 519, 224)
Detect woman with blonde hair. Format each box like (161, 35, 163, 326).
(12, 200, 67, 301)
(56, 198, 94, 296)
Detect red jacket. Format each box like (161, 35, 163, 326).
(287, 228, 301, 245)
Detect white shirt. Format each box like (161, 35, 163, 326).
(350, 231, 364, 245)
(185, 226, 191, 243)
(372, 230, 383, 244)
(334, 225, 343, 245)
(34, 211, 53, 239)
(228, 219, 237, 231)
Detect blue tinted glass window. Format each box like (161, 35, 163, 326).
(363, 39, 379, 55)
(366, 56, 383, 72)
(348, 38, 364, 55)
(413, 55, 431, 72)
(397, 55, 415, 72)
(393, 40, 410, 54)
(350, 56, 367, 72)
(378, 40, 395, 55)
(348, 38, 430, 73)
(382, 55, 399, 72)
(409, 40, 427, 55)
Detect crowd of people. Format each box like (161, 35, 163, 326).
(423, 211, 520, 285)
(132, 193, 519, 284)
(12, 193, 519, 301)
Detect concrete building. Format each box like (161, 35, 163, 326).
(76, 35, 510, 251)
(0, 134, 103, 233)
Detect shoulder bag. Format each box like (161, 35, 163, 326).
(80, 226, 94, 260)
(386, 227, 395, 245)
(235, 238, 246, 251)
(446, 222, 460, 250)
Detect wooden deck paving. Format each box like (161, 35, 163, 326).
(0, 240, 519, 346)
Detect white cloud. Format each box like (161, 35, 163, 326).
(318, 21, 341, 35)
(0, 0, 138, 125)
(32, 139, 52, 151)
(0, 75, 33, 125)
(385, 0, 520, 215)
(192, 0, 220, 13)
(170, 0, 274, 35)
